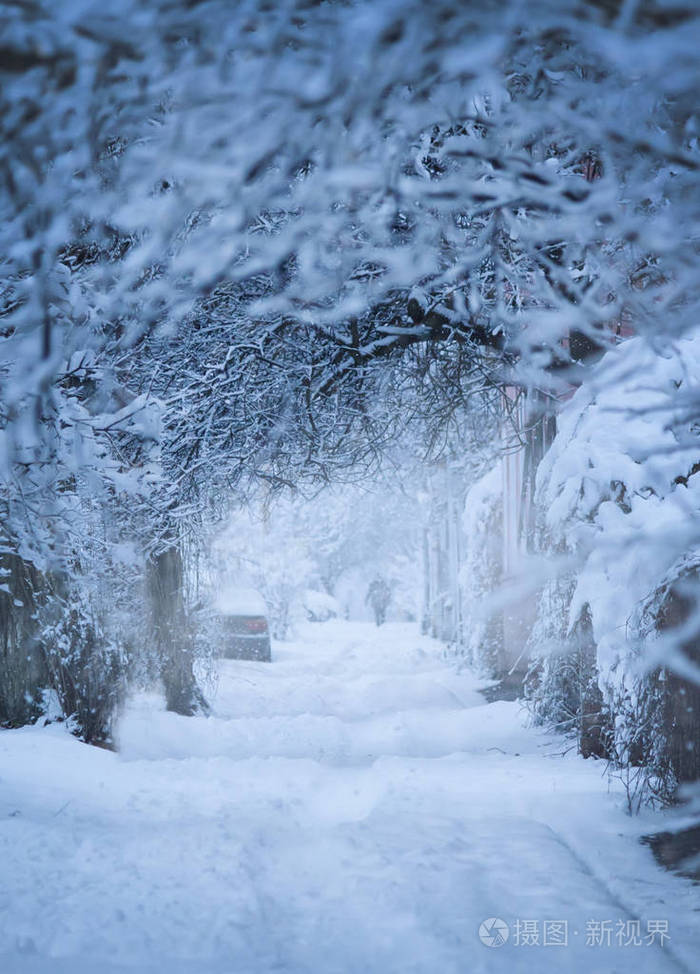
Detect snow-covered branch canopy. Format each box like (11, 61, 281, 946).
(1, 0, 698, 548)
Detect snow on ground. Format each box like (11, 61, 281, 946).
(0, 620, 698, 974)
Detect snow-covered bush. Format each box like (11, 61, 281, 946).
(302, 589, 340, 623)
(37, 579, 128, 745)
(460, 466, 503, 674)
(538, 335, 700, 687)
(525, 596, 609, 759)
(528, 334, 700, 794)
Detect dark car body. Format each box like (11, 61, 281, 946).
(221, 613, 271, 661)
(217, 588, 272, 662)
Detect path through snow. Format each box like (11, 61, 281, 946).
(0, 621, 698, 973)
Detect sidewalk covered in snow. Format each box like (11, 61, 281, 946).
(1, 622, 697, 973)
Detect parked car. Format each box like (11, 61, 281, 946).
(216, 588, 271, 662)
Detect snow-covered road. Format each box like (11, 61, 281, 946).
(1, 621, 698, 973)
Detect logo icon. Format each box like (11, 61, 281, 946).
(479, 918, 509, 947)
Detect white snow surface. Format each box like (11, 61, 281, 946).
(0, 620, 698, 973)
(214, 587, 268, 617)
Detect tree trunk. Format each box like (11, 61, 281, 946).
(0, 553, 47, 727)
(147, 545, 208, 716)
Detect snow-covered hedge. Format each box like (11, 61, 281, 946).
(529, 333, 700, 796)
(537, 332, 700, 693)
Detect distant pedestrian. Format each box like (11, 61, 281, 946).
(366, 575, 391, 626)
